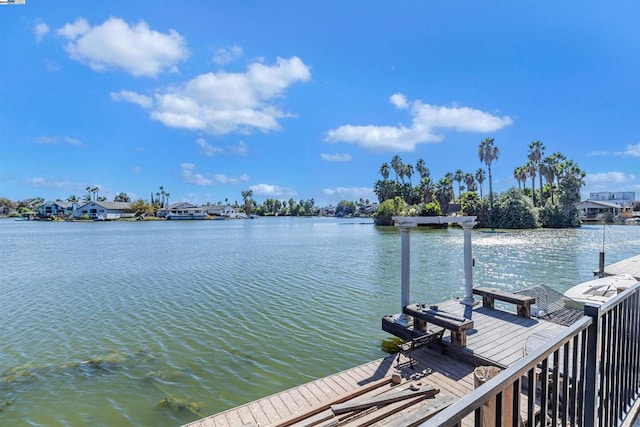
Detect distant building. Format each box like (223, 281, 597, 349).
(75, 201, 133, 220)
(588, 192, 635, 207)
(575, 200, 633, 222)
(36, 201, 77, 219)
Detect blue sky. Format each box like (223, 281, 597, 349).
(1, 1, 638, 207)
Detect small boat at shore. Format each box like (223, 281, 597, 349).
(564, 274, 639, 305)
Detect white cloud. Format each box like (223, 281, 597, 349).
(250, 183, 297, 198)
(212, 173, 250, 184)
(321, 187, 375, 200)
(622, 143, 640, 157)
(390, 93, 408, 109)
(180, 163, 213, 186)
(320, 153, 352, 162)
(110, 90, 153, 108)
(27, 177, 87, 192)
(196, 137, 224, 157)
(585, 172, 636, 187)
(230, 141, 249, 155)
(34, 136, 84, 147)
(63, 137, 84, 147)
(117, 56, 310, 135)
(34, 22, 49, 42)
(213, 45, 243, 65)
(179, 163, 248, 186)
(325, 93, 513, 152)
(56, 17, 189, 77)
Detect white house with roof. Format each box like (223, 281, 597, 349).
(74, 201, 133, 220)
(204, 204, 237, 217)
(574, 200, 632, 222)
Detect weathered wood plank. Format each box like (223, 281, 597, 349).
(266, 377, 392, 427)
(331, 385, 439, 415)
(377, 394, 459, 427)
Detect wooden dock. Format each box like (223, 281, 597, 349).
(596, 254, 640, 280)
(183, 299, 567, 427)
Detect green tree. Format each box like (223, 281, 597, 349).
(453, 169, 464, 200)
(463, 173, 476, 194)
(114, 192, 131, 202)
(492, 189, 539, 229)
(241, 190, 254, 216)
(404, 164, 414, 186)
(379, 163, 390, 180)
(478, 138, 499, 210)
(418, 201, 441, 216)
(514, 166, 527, 190)
(373, 196, 404, 226)
(527, 141, 546, 207)
(434, 176, 454, 215)
(416, 159, 429, 180)
(475, 168, 486, 199)
(391, 155, 404, 183)
(336, 200, 357, 217)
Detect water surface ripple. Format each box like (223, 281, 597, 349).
(1, 218, 638, 426)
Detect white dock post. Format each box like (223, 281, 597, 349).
(398, 223, 414, 324)
(460, 220, 477, 306)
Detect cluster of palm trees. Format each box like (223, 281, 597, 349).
(151, 186, 170, 210)
(513, 141, 586, 209)
(374, 136, 585, 215)
(374, 138, 496, 213)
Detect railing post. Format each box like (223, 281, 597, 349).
(584, 303, 601, 427)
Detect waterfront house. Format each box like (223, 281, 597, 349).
(574, 199, 629, 221)
(74, 201, 133, 220)
(36, 201, 77, 219)
(204, 204, 236, 217)
(157, 202, 207, 220)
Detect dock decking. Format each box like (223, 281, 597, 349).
(183, 299, 567, 426)
(596, 254, 640, 280)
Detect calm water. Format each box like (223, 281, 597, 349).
(1, 217, 639, 426)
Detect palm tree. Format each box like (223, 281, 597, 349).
(464, 173, 476, 194)
(513, 166, 527, 190)
(526, 162, 537, 205)
(549, 152, 567, 190)
(415, 159, 429, 180)
(434, 176, 454, 215)
(541, 157, 557, 205)
(475, 168, 486, 198)
(379, 163, 390, 181)
(164, 192, 170, 209)
(242, 190, 254, 216)
(419, 176, 435, 203)
(478, 138, 499, 210)
(92, 186, 99, 202)
(453, 169, 464, 200)
(390, 155, 403, 183)
(528, 141, 546, 206)
(67, 195, 79, 203)
(404, 164, 414, 186)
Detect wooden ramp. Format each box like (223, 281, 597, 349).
(183, 299, 567, 427)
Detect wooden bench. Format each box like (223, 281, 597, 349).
(403, 304, 474, 347)
(473, 286, 536, 318)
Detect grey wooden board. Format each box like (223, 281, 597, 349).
(331, 385, 438, 415)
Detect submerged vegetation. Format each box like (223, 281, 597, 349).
(0, 347, 203, 419)
(373, 138, 584, 228)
